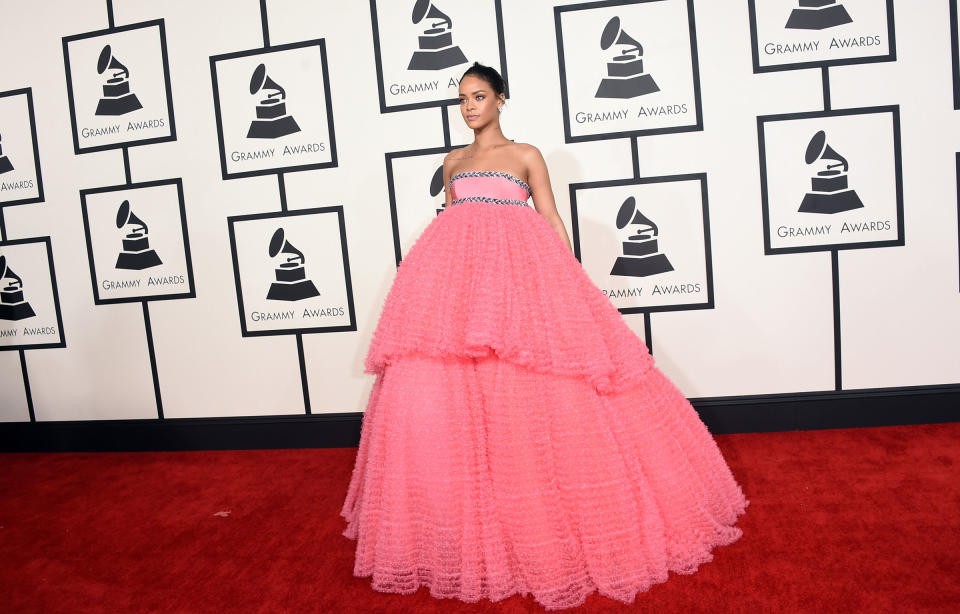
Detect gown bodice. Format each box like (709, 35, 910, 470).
(449, 171, 532, 207)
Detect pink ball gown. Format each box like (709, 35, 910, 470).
(340, 170, 748, 610)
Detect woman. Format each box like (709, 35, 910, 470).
(341, 62, 748, 611)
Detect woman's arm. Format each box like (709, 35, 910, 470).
(523, 145, 573, 252)
(441, 152, 454, 209)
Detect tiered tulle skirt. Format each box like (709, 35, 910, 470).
(341, 201, 748, 610)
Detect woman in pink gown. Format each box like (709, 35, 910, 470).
(340, 62, 748, 611)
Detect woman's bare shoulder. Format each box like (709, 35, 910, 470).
(443, 147, 474, 176)
(443, 146, 472, 163)
(512, 143, 545, 173)
(511, 142, 543, 161)
(507, 141, 536, 152)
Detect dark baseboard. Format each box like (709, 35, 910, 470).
(1, 383, 958, 452)
(692, 383, 960, 434)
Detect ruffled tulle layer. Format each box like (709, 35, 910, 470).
(341, 353, 748, 610)
(363, 201, 655, 395)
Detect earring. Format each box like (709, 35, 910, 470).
(498, 106, 503, 113)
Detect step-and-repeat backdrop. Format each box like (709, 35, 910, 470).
(1, 0, 958, 422)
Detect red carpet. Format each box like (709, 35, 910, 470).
(2, 422, 959, 613)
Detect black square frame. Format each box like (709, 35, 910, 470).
(951, 0, 960, 110)
(62, 19, 177, 154)
(384, 144, 466, 267)
(79, 178, 196, 305)
(554, 0, 703, 143)
(955, 152, 960, 292)
(369, 0, 509, 113)
(747, 0, 897, 74)
(756, 105, 904, 255)
(209, 39, 339, 180)
(0, 88, 44, 208)
(226, 206, 356, 337)
(0, 236, 66, 351)
(568, 172, 714, 314)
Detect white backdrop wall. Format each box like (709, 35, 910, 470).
(0, 0, 958, 424)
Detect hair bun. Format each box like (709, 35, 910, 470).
(461, 62, 506, 97)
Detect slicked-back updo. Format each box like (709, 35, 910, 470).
(461, 62, 506, 99)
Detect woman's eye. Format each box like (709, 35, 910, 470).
(476, 95, 484, 100)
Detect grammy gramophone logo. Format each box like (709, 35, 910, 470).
(0, 131, 13, 174)
(595, 16, 660, 99)
(114, 199, 163, 269)
(265, 228, 320, 301)
(430, 164, 445, 215)
(0, 255, 36, 321)
(95, 44, 144, 116)
(407, 0, 468, 70)
(786, 0, 853, 31)
(609, 196, 674, 277)
(798, 130, 864, 214)
(247, 63, 301, 139)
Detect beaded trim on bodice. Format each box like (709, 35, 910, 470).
(449, 170, 532, 195)
(450, 196, 530, 206)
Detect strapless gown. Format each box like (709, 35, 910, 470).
(340, 170, 748, 610)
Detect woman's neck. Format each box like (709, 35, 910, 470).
(471, 123, 510, 151)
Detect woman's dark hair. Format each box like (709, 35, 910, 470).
(461, 62, 506, 98)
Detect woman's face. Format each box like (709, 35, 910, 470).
(458, 75, 502, 130)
